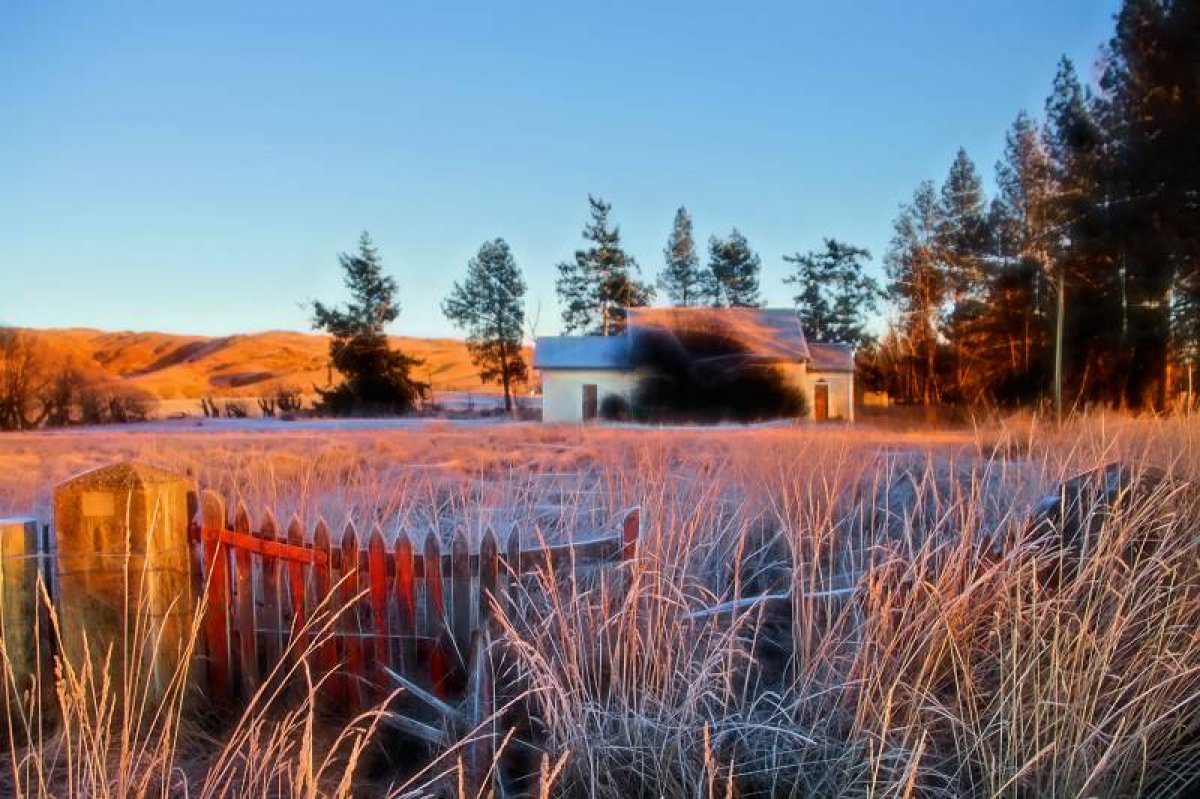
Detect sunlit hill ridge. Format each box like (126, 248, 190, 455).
(16, 328, 528, 402)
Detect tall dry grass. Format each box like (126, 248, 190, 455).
(0, 413, 1196, 796)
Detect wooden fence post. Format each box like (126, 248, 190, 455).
(53, 462, 197, 701)
(199, 491, 231, 699)
(0, 518, 44, 723)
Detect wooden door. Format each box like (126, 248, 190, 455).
(814, 382, 829, 422)
(582, 384, 598, 421)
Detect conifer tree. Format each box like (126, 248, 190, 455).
(311, 232, 428, 415)
(555, 196, 652, 335)
(1100, 0, 1200, 407)
(657, 206, 705, 306)
(885, 182, 946, 404)
(936, 148, 991, 400)
(984, 111, 1058, 401)
(783, 239, 880, 347)
(442, 238, 528, 412)
(705, 229, 762, 308)
(938, 148, 989, 305)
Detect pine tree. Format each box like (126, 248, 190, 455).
(938, 148, 989, 304)
(885, 182, 946, 404)
(783, 239, 880, 347)
(657, 206, 705, 306)
(555, 196, 653, 335)
(706, 229, 762, 308)
(984, 111, 1058, 402)
(442, 238, 529, 412)
(1100, 0, 1200, 408)
(1043, 57, 1125, 406)
(936, 148, 991, 400)
(311, 232, 428, 415)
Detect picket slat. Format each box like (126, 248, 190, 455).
(479, 529, 499, 629)
(200, 491, 231, 698)
(451, 528, 471, 666)
(367, 525, 389, 695)
(340, 521, 364, 711)
(505, 526, 521, 620)
(257, 509, 282, 670)
(424, 532, 449, 697)
(285, 516, 308, 651)
(622, 507, 640, 562)
(233, 501, 258, 696)
(395, 532, 416, 675)
(312, 518, 340, 700)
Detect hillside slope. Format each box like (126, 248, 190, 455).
(20, 328, 529, 401)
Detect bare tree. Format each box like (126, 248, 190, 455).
(0, 329, 51, 431)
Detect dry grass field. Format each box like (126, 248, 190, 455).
(1, 414, 1198, 797)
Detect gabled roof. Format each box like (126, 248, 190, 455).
(532, 308, 853, 372)
(807, 342, 855, 372)
(626, 307, 811, 362)
(533, 335, 630, 370)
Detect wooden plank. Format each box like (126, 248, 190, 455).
(233, 501, 258, 697)
(451, 528, 471, 666)
(285, 515, 308, 654)
(463, 630, 495, 797)
(312, 518, 340, 701)
(394, 532, 416, 676)
(479, 528, 499, 629)
(257, 509, 282, 675)
(505, 526, 521, 620)
(423, 531, 449, 697)
(340, 521, 364, 711)
(367, 524, 389, 696)
(201, 527, 325, 564)
(200, 491, 231, 699)
(622, 507, 640, 562)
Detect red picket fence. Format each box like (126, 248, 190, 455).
(193, 490, 640, 710)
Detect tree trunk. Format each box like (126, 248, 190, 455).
(500, 350, 513, 413)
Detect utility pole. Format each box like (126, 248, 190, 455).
(1054, 235, 1071, 424)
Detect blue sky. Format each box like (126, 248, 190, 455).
(2, 1, 1119, 338)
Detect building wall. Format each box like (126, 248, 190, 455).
(540, 365, 855, 422)
(541, 369, 636, 422)
(804, 370, 855, 421)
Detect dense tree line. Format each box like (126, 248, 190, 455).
(866, 0, 1200, 411)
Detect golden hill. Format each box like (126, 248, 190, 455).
(19, 328, 528, 402)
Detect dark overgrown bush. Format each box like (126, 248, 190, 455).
(631, 326, 807, 423)
(599, 393, 630, 421)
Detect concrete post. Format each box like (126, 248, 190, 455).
(53, 463, 196, 700)
(0, 518, 43, 721)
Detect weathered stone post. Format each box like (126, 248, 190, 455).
(53, 463, 196, 700)
(0, 518, 44, 720)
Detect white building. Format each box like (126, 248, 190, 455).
(534, 307, 855, 423)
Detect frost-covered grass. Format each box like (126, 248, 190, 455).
(1, 413, 1198, 797)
